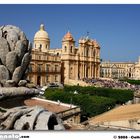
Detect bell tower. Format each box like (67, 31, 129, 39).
(61, 31, 75, 84)
(62, 31, 75, 54)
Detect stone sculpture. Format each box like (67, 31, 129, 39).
(0, 25, 38, 99)
(0, 25, 65, 130)
(0, 106, 65, 130)
(0, 25, 31, 87)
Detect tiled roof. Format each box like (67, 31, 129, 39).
(24, 99, 71, 113)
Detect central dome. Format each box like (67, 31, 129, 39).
(34, 24, 49, 40)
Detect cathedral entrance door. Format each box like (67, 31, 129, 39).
(37, 76, 41, 86)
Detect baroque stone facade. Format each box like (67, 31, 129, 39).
(100, 57, 140, 80)
(28, 24, 100, 86)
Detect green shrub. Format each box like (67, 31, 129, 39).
(64, 86, 133, 104)
(44, 86, 133, 118)
(44, 89, 116, 117)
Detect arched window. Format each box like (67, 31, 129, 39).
(55, 75, 58, 82)
(38, 64, 41, 73)
(93, 50, 96, 57)
(55, 65, 58, 72)
(46, 64, 50, 72)
(39, 44, 42, 51)
(34, 44, 36, 48)
(70, 67, 73, 79)
(46, 75, 49, 83)
(46, 44, 48, 49)
(64, 46, 67, 52)
(70, 46, 73, 53)
(86, 48, 89, 56)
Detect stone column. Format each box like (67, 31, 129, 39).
(42, 75, 45, 86)
(83, 63, 84, 78)
(92, 64, 93, 78)
(75, 62, 79, 80)
(94, 64, 97, 78)
(97, 64, 100, 78)
(87, 64, 90, 78)
(57, 75, 60, 83)
(90, 65, 92, 78)
(96, 64, 99, 78)
(104, 69, 106, 77)
(79, 64, 82, 79)
(85, 64, 86, 78)
(50, 74, 53, 83)
(65, 61, 70, 83)
(90, 63, 92, 78)
(92, 64, 94, 78)
(35, 75, 37, 86)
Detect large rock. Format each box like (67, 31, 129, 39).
(0, 65, 10, 82)
(0, 38, 10, 65)
(6, 51, 18, 74)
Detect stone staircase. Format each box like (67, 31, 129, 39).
(66, 79, 89, 86)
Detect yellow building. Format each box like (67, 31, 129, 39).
(100, 57, 140, 80)
(28, 24, 100, 86)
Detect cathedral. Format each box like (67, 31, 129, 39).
(28, 24, 100, 86)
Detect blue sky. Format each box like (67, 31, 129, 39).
(0, 4, 140, 62)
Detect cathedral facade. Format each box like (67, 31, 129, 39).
(28, 24, 100, 86)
